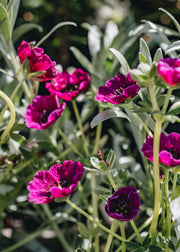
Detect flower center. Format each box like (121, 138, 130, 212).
(114, 199, 129, 215)
(114, 87, 123, 95)
(63, 84, 79, 93)
(59, 180, 69, 188)
(40, 110, 51, 123)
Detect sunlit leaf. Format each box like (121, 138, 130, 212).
(109, 48, 130, 75)
(139, 38, 152, 66)
(90, 109, 130, 128)
(0, 3, 10, 43)
(165, 41, 180, 54)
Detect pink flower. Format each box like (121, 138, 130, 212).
(46, 69, 90, 101)
(95, 73, 140, 104)
(157, 58, 180, 86)
(27, 160, 85, 204)
(141, 132, 180, 167)
(17, 41, 57, 81)
(105, 186, 141, 221)
(24, 95, 66, 130)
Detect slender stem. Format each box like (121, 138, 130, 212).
(130, 220, 143, 245)
(162, 88, 172, 115)
(171, 171, 178, 200)
(149, 119, 162, 235)
(115, 215, 153, 252)
(106, 170, 117, 192)
(71, 99, 89, 156)
(148, 84, 159, 112)
(0, 91, 16, 144)
(91, 172, 99, 252)
(66, 198, 127, 242)
(164, 170, 171, 242)
(1, 226, 50, 252)
(54, 125, 83, 157)
(93, 107, 103, 154)
(132, 112, 153, 137)
(104, 219, 117, 252)
(42, 204, 73, 252)
(119, 222, 126, 252)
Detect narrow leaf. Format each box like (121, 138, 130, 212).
(36, 21, 76, 47)
(159, 7, 180, 33)
(0, 3, 10, 43)
(7, 0, 20, 35)
(109, 48, 130, 75)
(165, 41, 180, 54)
(90, 109, 130, 128)
(70, 46, 102, 79)
(153, 48, 163, 63)
(13, 23, 43, 42)
(139, 38, 152, 65)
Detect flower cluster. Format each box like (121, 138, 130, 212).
(46, 68, 90, 101)
(95, 73, 140, 104)
(24, 95, 66, 130)
(18, 41, 57, 81)
(27, 160, 85, 204)
(141, 132, 180, 167)
(157, 58, 180, 86)
(105, 186, 141, 221)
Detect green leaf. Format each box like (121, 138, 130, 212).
(0, 3, 10, 43)
(0, 0, 7, 7)
(90, 157, 108, 171)
(36, 21, 77, 47)
(165, 40, 180, 54)
(7, 0, 20, 35)
(13, 23, 43, 42)
(0, 184, 14, 195)
(153, 48, 163, 63)
(10, 132, 26, 144)
(77, 223, 90, 238)
(163, 115, 180, 123)
(139, 38, 152, 66)
(125, 241, 141, 250)
(159, 8, 180, 33)
(90, 109, 130, 128)
(168, 101, 180, 115)
(139, 52, 147, 63)
(143, 233, 152, 246)
(70, 46, 102, 80)
(106, 149, 116, 170)
(109, 48, 130, 75)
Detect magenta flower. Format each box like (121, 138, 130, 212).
(27, 160, 85, 204)
(17, 41, 57, 81)
(105, 186, 141, 221)
(24, 95, 66, 130)
(45, 68, 90, 101)
(141, 132, 180, 167)
(157, 58, 180, 86)
(95, 73, 140, 104)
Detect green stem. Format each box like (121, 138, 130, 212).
(106, 170, 117, 191)
(130, 220, 143, 245)
(1, 226, 50, 252)
(149, 118, 162, 236)
(164, 170, 171, 241)
(162, 88, 172, 115)
(42, 204, 73, 252)
(148, 84, 159, 112)
(54, 125, 83, 157)
(119, 222, 126, 252)
(104, 219, 117, 252)
(66, 198, 127, 243)
(93, 107, 103, 154)
(0, 91, 16, 145)
(71, 99, 89, 156)
(132, 112, 153, 137)
(171, 171, 178, 200)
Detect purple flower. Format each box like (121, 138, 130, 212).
(17, 41, 57, 81)
(95, 73, 140, 104)
(141, 132, 180, 167)
(24, 95, 66, 130)
(46, 69, 90, 101)
(27, 160, 85, 204)
(157, 58, 180, 86)
(105, 186, 141, 221)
